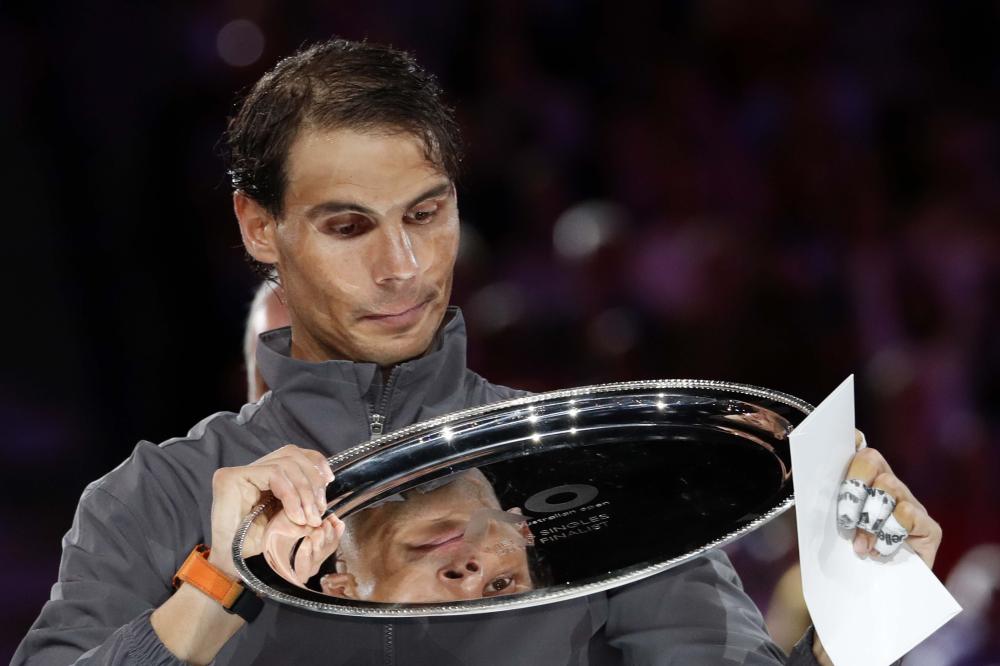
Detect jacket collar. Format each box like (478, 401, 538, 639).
(255, 306, 469, 454)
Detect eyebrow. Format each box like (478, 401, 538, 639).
(304, 181, 453, 220)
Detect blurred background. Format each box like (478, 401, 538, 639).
(2, 0, 998, 662)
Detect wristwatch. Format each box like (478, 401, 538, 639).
(173, 544, 264, 622)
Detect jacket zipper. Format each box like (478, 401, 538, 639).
(383, 623, 395, 666)
(369, 413, 385, 438)
(368, 367, 400, 439)
(368, 368, 399, 665)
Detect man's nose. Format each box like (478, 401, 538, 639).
(438, 558, 483, 587)
(373, 223, 419, 284)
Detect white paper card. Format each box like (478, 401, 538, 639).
(790, 375, 961, 666)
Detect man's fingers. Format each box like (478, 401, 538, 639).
(837, 479, 868, 529)
(210, 444, 335, 580)
(870, 471, 913, 502)
(878, 500, 941, 567)
(251, 447, 332, 526)
(844, 447, 893, 484)
(294, 534, 314, 580)
(838, 482, 897, 534)
(872, 513, 908, 557)
(836, 446, 942, 568)
(303, 454, 334, 515)
(857, 487, 896, 534)
(302, 449, 335, 482)
(292, 515, 343, 582)
(281, 461, 324, 526)
(839, 448, 898, 532)
(853, 529, 875, 556)
(330, 513, 346, 540)
(267, 467, 309, 525)
(284, 449, 334, 517)
(854, 500, 942, 567)
(323, 513, 345, 543)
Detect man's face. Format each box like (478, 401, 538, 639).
(260, 127, 460, 365)
(330, 471, 535, 602)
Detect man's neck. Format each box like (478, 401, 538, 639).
(288, 331, 338, 365)
(287, 328, 412, 382)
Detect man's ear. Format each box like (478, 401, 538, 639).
(507, 507, 535, 546)
(234, 191, 280, 265)
(320, 573, 359, 599)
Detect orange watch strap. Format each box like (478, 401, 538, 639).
(174, 544, 245, 608)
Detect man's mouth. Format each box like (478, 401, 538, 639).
(362, 297, 434, 327)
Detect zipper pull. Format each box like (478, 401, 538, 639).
(369, 413, 385, 438)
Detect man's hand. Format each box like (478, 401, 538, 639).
(151, 444, 334, 665)
(263, 507, 344, 587)
(812, 431, 943, 665)
(837, 433, 942, 568)
(208, 444, 335, 577)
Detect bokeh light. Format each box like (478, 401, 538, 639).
(216, 19, 264, 67)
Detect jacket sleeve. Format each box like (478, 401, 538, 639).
(13, 484, 188, 665)
(603, 549, 822, 665)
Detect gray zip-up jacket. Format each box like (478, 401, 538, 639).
(15, 308, 821, 665)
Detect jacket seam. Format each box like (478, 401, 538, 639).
(79, 486, 172, 588)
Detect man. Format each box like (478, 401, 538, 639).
(15, 39, 941, 665)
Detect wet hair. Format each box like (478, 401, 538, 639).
(525, 544, 554, 590)
(223, 37, 463, 220)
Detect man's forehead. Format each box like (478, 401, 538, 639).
(283, 126, 450, 212)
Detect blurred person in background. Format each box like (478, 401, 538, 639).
(244, 280, 290, 403)
(14, 38, 942, 666)
(905, 543, 1000, 665)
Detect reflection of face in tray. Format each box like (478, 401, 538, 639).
(265, 470, 540, 603)
(254, 390, 800, 611)
(263, 432, 787, 604)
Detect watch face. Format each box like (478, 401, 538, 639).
(234, 380, 811, 617)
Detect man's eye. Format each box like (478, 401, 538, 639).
(407, 206, 439, 224)
(487, 576, 513, 593)
(325, 216, 371, 237)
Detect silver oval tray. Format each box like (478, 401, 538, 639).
(233, 379, 812, 617)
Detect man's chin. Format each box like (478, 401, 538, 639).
(364, 345, 430, 367)
(361, 304, 446, 363)
(356, 325, 441, 366)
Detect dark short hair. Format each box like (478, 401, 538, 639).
(223, 38, 463, 219)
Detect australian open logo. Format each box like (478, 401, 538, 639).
(524, 484, 612, 544)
